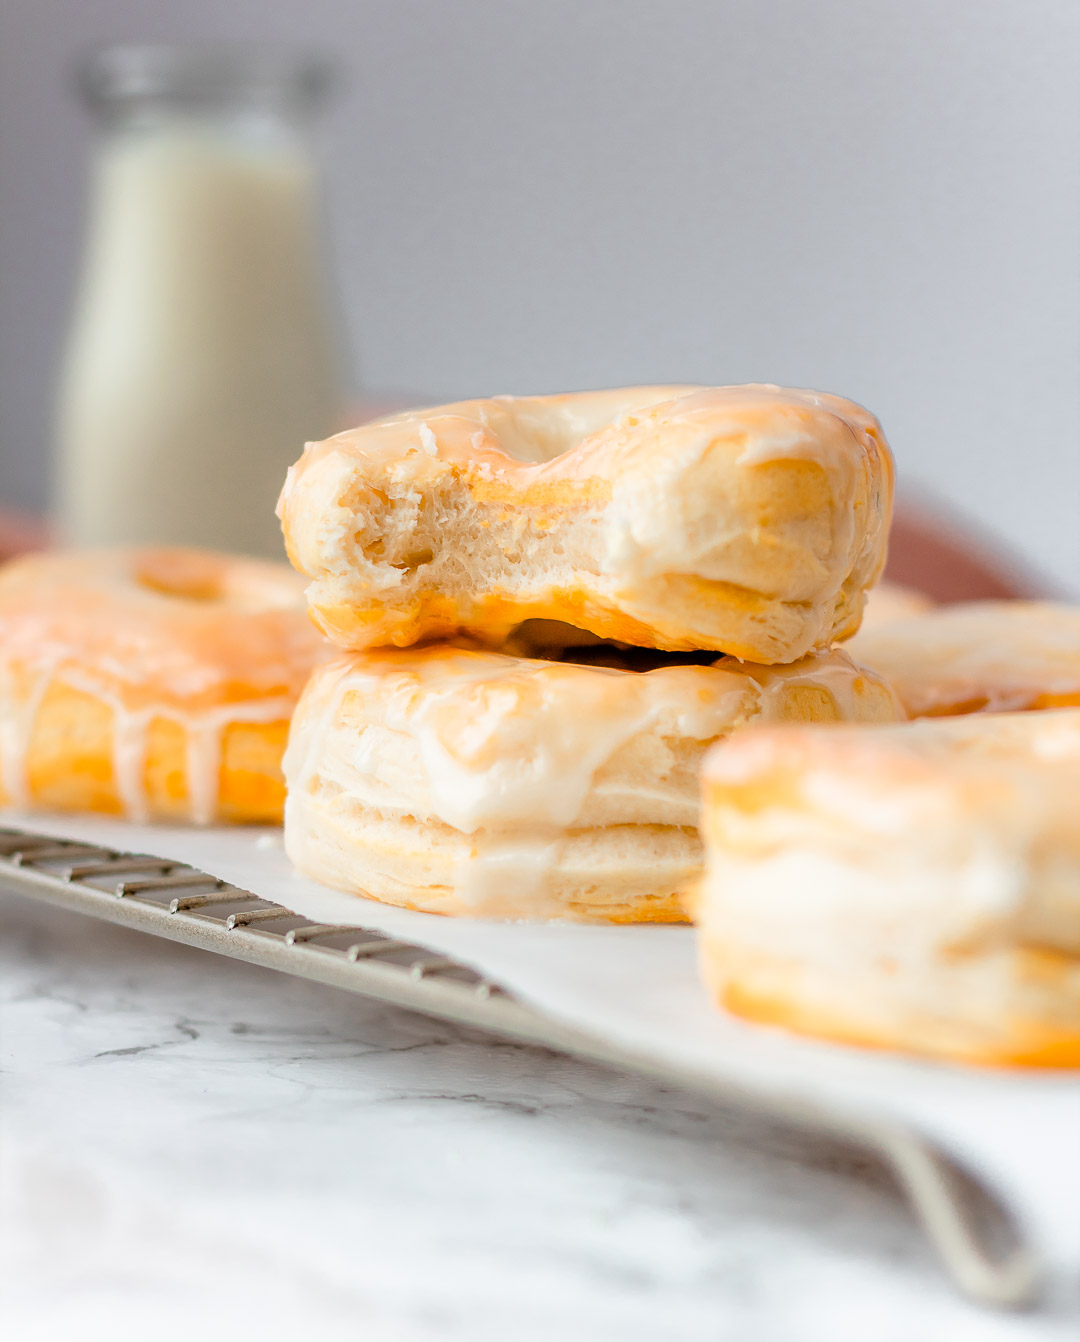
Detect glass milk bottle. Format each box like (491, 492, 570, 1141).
(55, 44, 347, 558)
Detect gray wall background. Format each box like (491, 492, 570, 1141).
(3, 0, 1078, 585)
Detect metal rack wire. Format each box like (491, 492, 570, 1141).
(0, 824, 1042, 1309)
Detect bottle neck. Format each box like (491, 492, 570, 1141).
(78, 42, 335, 132)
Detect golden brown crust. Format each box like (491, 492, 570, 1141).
(329, 873, 692, 925)
(700, 941, 1080, 1067)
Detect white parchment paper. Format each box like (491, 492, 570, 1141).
(4, 809, 1078, 1270)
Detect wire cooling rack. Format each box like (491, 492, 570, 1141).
(0, 824, 1042, 1310)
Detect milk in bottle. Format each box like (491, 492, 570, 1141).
(55, 44, 346, 557)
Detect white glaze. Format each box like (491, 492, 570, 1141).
(602, 387, 869, 591)
(0, 658, 58, 809)
(452, 833, 566, 912)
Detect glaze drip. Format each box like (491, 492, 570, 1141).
(0, 662, 294, 823)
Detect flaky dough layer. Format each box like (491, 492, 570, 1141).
(282, 643, 898, 922)
(0, 548, 330, 824)
(696, 711, 1080, 1065)
(278, 385, 894, 662)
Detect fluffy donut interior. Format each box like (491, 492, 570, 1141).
(349, 476, 604, 608)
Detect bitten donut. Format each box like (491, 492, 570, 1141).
(696, 711, 1080, 1065)
(0, 548, 330, 824)
(847, 601, 1080, 718)
(278, 384, 894, 663)
(283, 643, 898, 922)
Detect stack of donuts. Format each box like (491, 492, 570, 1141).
(9, 381, 1080, 1066)
(277, 386, 1080, 1062)
(276, 384, 899, 921)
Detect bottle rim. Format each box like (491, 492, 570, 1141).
(75, 42, 337, 123)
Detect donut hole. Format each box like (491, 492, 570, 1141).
(131, 548, 304, 612)
(135, 551, 224, 603)
(553, 644, 720, 672)
(505, 620, 720, 672)
(483, 388, 681, 463)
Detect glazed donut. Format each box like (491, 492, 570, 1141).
(847, 601, 1080, 718)
(278, 384, 894, 663)
(282, 643, 899, 922)
(858, 581, 932, 631)
(695, 711, 1080, 1065)
(0, 548, 330, 824)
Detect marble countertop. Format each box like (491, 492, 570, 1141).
(2, 886, 1075, 1342)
